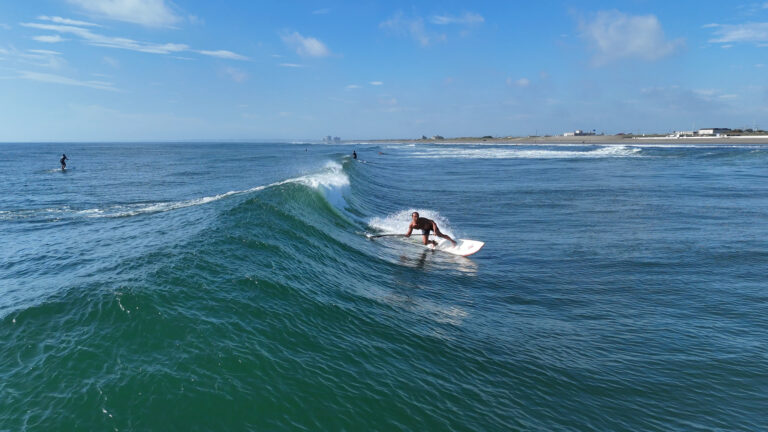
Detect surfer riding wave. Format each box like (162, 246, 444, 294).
(406, 211, 456, 247)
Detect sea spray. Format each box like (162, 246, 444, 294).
(368, 209, 456, 239)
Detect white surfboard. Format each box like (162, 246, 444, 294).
(366, 233, 485, 257)
(428, 238, 485, 257)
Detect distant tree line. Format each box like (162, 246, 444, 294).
(730, 129, 767, 135)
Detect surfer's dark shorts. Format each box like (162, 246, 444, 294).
(421, 229, 431, 236)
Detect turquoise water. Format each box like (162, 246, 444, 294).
(1, 142, 767, 430)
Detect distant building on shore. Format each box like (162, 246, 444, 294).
(563, 129, 596, 137)
(323, 136, 341, 143)
(697, 128, 730, 136)
(669, 130, 696, 138)
(666, 128, 731, 138)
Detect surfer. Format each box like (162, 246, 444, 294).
(352, 150, 357, 159)
(60, 154, 68, 170)
(405, 212, 456, 247)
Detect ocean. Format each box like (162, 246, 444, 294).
(1, 141, 766, 430)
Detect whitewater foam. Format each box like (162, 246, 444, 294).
(368, 209, 456, 238)
(288, 161, 350, 211)
(407, 145, 641, 159)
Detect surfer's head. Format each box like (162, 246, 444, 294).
(412, 212, 419, 220)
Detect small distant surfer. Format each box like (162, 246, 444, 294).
(352, 150, 357, 159)
(60, 153, 68, 170)
(406, 212, 456, 247)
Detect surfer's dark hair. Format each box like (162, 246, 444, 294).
(412, 212, 419, 218)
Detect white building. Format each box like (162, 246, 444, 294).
(668, 131, 696, 138)
(563, 129, 595, 137)
(697, 128, 730, 136)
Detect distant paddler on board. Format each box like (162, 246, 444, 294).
(406, 212, 457, 247)
(60, 153, 68, 171)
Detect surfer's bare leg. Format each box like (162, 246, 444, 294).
(434, 228, 456, 245)
(422, 234, 436, 246)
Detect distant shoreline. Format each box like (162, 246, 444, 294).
(357, 135, 768, 145)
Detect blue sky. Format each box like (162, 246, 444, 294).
(1, 0, 768, 141)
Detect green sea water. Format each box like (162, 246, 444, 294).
(1, 142, 767, 430)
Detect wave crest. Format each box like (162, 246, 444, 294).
(1, 161, 350, 221)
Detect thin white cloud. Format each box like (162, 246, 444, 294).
(579, 10, 683, 65)
(507, 77, 530, 87)
(33, 35, 67, 43)
(640, 85, 732, 112)
(21, 21, 247, 59)
(38, 15, 99, 27)
(429, 12, 484, 25)
(281, 31, 331, 57)
(279, 63, 305, 68)
(28, 49, 62, 55)
(346, 84, 361, 89)
(312, 8, 330, 15)
(188, 15, 203, 25)
(0, 46, 67, 69)
(707, 22, 768, 44)
(369, 81, 383, 86)
(222, 66, 247, 83)
(103, 56, 119, 68)
(18, 70, 118, 91)
(66, 0, 181, 27)
(379, 97, 397, 106)
(198, 50, 248, 60)
(0, 23, 10, 30)
(22, 22, 188, 54)
(380, 12, 446, 46)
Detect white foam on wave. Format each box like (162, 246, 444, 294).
(87, 161, 349, 217)
(0, 206, 74, 221)
(96, 190, 247, 218)
(2, 161, 350, 221)
(288, 161, 350, 210)
(368, 208, 455, 238)
(628, 143, 765, 149)
(291, 161, 349, 189)
(408, 145, 642, 159)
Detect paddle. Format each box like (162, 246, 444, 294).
(367, 233, 430, 239)
(367, 233, 405, 239)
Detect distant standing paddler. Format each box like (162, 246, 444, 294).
(353, 150, 357, 159)
(405, 212, 456, 247)
(60, 154, 68, 170)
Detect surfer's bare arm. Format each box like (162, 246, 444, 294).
(405, 223, 414, 237)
